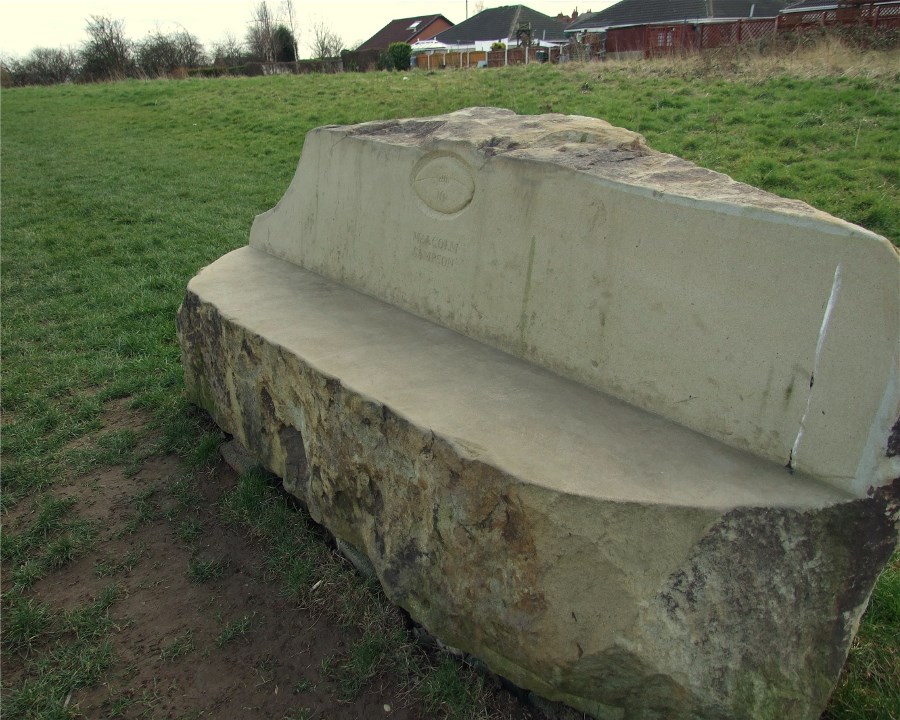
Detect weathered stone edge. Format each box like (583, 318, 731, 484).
(335, 108, 892, 239)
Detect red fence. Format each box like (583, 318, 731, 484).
(486, 46, 561, 66)
(779, 1, 900, 30)
(601, 1, 900, 58)
(603, 26, 645, 55)
(416, 50, 488, 69)
(633, 18, 779, 55)
(414, 2, 900, 70)
(698, 18, 779, 48)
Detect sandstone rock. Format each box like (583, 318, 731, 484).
(219, 438, 262, 475)
(250, 107, 899, 493)
(178, 108, 899, 720)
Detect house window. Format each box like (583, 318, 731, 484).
(408, 21, 422, 31)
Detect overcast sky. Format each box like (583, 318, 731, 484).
(0, 1, 613, 59)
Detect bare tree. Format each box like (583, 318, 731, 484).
(6, 47, 80, 85)
(474, 1, 485, 14)
(212, 32, 245, 66)
(282, 0, 300, 65)
(246, 1, 276, 62)
(136, 29, 206, 77)
(174, 29, 206, 67)
(310, 21, 343, 59)
(137, 32, 180, 76)
(80, 15, 135, 81)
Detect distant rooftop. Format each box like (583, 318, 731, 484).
(435, 4, 568, 45)
(567, 0, 787, 31)
(781, 0, 896, 11)
(357, 15, 453, 52)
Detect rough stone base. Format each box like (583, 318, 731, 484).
(220, 438, 263, 475)
(178, 246, 899, 720)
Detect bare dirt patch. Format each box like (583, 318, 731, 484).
(8, 406, 542, 720)
(67, 475, 419, 720)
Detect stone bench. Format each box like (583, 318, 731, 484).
(177, 108, 899, 720)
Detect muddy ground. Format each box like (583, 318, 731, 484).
(2, 401, 547, 720)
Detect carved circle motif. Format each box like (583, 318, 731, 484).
(413, 155, 475, 215)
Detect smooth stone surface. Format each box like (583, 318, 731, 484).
(250, 107, 900, 494)
(178, 246, 898, 720)
(185, 247, 850, 511)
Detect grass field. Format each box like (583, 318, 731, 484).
(2, 44, 899, 719)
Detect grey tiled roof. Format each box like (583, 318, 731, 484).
(782, 0, 894, 11)
(567, 0, 787, 31)
(435, 5, 567, 44)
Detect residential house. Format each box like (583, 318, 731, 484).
(555, 7, 585, 24)
(357, 14, 454, 52)
(568, 0, 787, 33)
(566, 0, 787, 57)
(433, 4, 568, 49)
(418, 4, 569, 67)
(779, 0, 900, 28)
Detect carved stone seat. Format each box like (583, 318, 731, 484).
(178, 108, 899, 720)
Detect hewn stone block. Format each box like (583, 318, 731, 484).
(250, 107, 898, 493)
(178, 108, 899, 719)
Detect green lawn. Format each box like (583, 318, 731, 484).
(2, 56, 898, 719)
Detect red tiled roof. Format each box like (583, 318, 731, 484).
(357, 15, 453, 51)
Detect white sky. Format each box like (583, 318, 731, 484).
(0, 1, 613, 59)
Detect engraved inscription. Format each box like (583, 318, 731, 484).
(413, 155, 475, 214)
(413, 231, 459, 268)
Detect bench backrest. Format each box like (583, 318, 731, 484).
(250, 107, 899, 496)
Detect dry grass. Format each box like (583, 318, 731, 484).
(587, 36, 900, 81)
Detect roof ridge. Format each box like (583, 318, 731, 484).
(395, 14, 441, 24)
